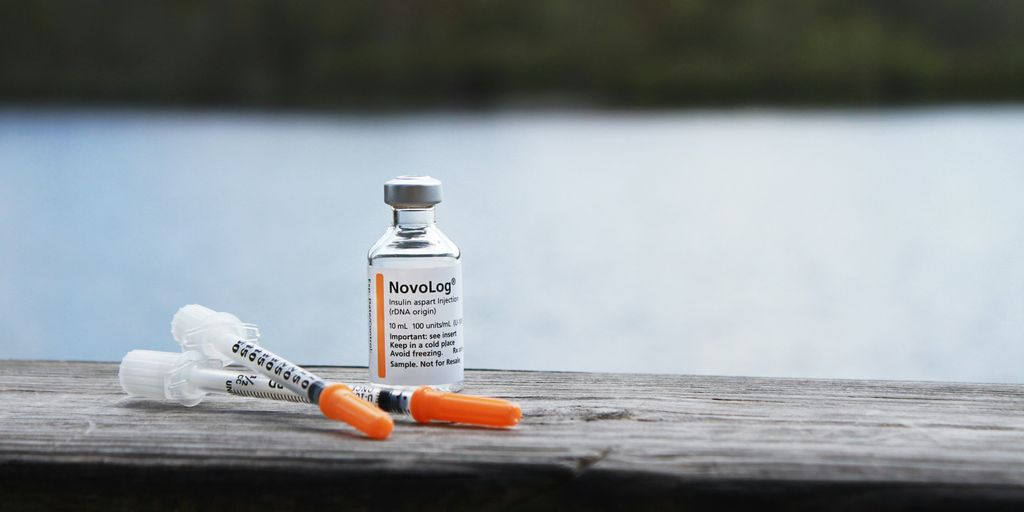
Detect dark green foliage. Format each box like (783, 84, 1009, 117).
(1, 0, 1022, 108)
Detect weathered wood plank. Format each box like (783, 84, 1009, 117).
(1, 361, 1024, 510)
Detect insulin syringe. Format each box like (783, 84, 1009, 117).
(119, 349, 522, 428)
(164, 305, 521, 431)
(166, 304, 394, 439)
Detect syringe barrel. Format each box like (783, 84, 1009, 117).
(224, 338, 327, 404)
(193, 367, 416, 414)
(188, 366, 308, 403)
(188, 370, 416, 415)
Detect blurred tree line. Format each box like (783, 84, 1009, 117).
(1, 0, 1022, 108)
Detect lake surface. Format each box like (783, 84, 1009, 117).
(1, 107, 1022, 383)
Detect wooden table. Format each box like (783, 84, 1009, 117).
(2, 361, 1023, 510)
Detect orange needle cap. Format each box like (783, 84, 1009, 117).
(410, 387, 522, 428)
(319, 383, 394, 439)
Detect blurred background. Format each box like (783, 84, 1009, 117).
(1, 0, 1022, 383)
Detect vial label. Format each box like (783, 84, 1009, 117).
(368, 263, 463, 386)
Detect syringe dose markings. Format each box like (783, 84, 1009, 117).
(223, 373, 307, 403)
(386, 317, 462, 370)
(230, 339, 326, 403)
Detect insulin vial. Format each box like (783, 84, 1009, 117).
(367, 176, 463, 392)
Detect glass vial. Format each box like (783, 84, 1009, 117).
(367, 176, 463, 392)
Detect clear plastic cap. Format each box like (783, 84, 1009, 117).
(171, 304, 259, 364)
(384, 176, 443, 209)
(119, 350, 214, 406)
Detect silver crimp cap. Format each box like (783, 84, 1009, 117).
(384, 176, 443, 209)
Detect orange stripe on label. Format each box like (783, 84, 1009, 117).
(376, 273, 386, 378)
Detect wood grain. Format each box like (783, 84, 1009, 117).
(1, 360, 1023, 510)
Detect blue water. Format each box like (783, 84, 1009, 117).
(1, 107, 1022, 383)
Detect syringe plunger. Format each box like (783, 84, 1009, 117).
(171, 304, 259, 363)
(118, 350, 211, 406)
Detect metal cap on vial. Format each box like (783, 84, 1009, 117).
(384, 176, 443, 209)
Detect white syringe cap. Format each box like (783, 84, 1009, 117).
(171, 304, 260, 364)
(384, 176, 442, 209)
(119, 350, 210, 406)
